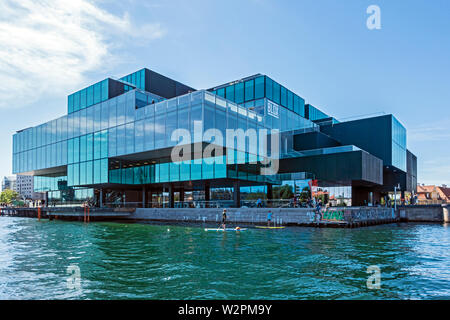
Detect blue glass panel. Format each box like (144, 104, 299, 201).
(244, 79, 254, 102)
(159, 162, 169, 183)
(191, 159, 202, 180)
(273, 82, 280, 104)
(265, 77, 273, 101)
(93, 160, 101, 184)
(68, 95, 74, 113)
(235, 82, 244, 104)
(73, 137, 80, 163)
(93, 82, 101, 104)
(225, 85, 235, 102)
(86, 160, 93, 185)
(80, 135, 87, 162)
(280, 86, 287, 107)
(109, 99, 117, 127)
(116, 124, 126, 155)
(217, 88, 225, 98)
(108, 127, 116, 157)
(255, 76, 264, 99)
(125, 123, 134, 154)
(100, 158, 108, 183)
(180, 161, 190, 181)
(93, 131, 101, 160)
(144, 117, 154, 151)
(87, 85, 94, 106)
(287, 91, 293, 111)
(80, 88, 86, 109)
(169, 162, 179, 182)
(135, 120, 144, 153)
(73, 163, 80, 185)
(202, 158, 214, 179)
(73, 91, 80, 112)
(101, 79, 108, 102)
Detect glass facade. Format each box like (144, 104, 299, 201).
(391, 116, 407, 171)
(68, 79, 109, 114)
(12, 68, 413, 207)
(306, 104, 329, 121)
(210, 75, 306, 118)
(13, 89, 317, 195)
(119, 68, 146, 91)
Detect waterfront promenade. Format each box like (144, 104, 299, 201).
(1, 205, 448, 227)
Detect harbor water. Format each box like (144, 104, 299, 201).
(0, 217, 449, 299)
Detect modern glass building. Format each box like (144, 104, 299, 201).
(12, 68, 417, 207)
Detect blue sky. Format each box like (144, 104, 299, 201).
(0, 0, 449, 185)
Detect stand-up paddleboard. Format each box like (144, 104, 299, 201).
(205, 228, 247, 232)
(255, 226, 286, 229)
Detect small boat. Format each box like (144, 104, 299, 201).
(255, 226, 286, 229)
(204, 228, 247, 232)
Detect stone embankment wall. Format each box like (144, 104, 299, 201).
(399, 205, 449, 223)
(128, 207, 397, 227)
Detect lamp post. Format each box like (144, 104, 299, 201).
(394, 183, 400, 212)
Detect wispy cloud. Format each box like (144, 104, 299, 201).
(409, 117, 450, 142)
(0, 0, 165, 108)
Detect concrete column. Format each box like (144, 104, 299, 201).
(233, 181, 240, 208)
(267, 184, 273, 207)
(204, 184, 210, 207)
(100, 189, 103, 207)
(142, 186, 146, 208)
(169, 184, 174, 208)
(443, 205, 449, 223)
(180, 188, 185, 202)
(148, 190, 153, 208)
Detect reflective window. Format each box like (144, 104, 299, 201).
(255, 76, 264, 99)
(235, 82, 244, 104)
(245, 79, 254, 102)
(225, 85, 235, 102)
(93, 82, 101, 104)
(108, 127, 116, 157)
(217, 88, 225, 98)
(87, 85, 94, 106)
(273, 82, 280, 104)
(86, 133, 93, 161)
(144, 117, 154, 150)
(125, 123, 134, 154)
(116, 124, 126, 155)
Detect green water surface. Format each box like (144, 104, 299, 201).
(0, 217, 449, 299)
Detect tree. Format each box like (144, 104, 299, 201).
(0, 189, 19, 205)
(272, 185, 294, 199)
(299, 186, 311, 202)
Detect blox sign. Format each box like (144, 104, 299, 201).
(267, 101, 279, 118)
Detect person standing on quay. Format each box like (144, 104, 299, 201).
(267, 210, 273, 227)
(221, 209, 227, 230)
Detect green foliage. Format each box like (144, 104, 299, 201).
(243, 192, 266, 200)
(0, 189, 19, 204)
(299, 187, 311, 202)
(272, 185, 294, 199)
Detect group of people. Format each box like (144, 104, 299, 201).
(219, 208, 275, 229)
(220, 197, 326, 229)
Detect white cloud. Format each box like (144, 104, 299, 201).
(409, 117, 450, 142)
(0, 0, 165, 108)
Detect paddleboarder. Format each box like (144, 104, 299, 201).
(267, 210, 273, 226)
(221, 209, 227, 230)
